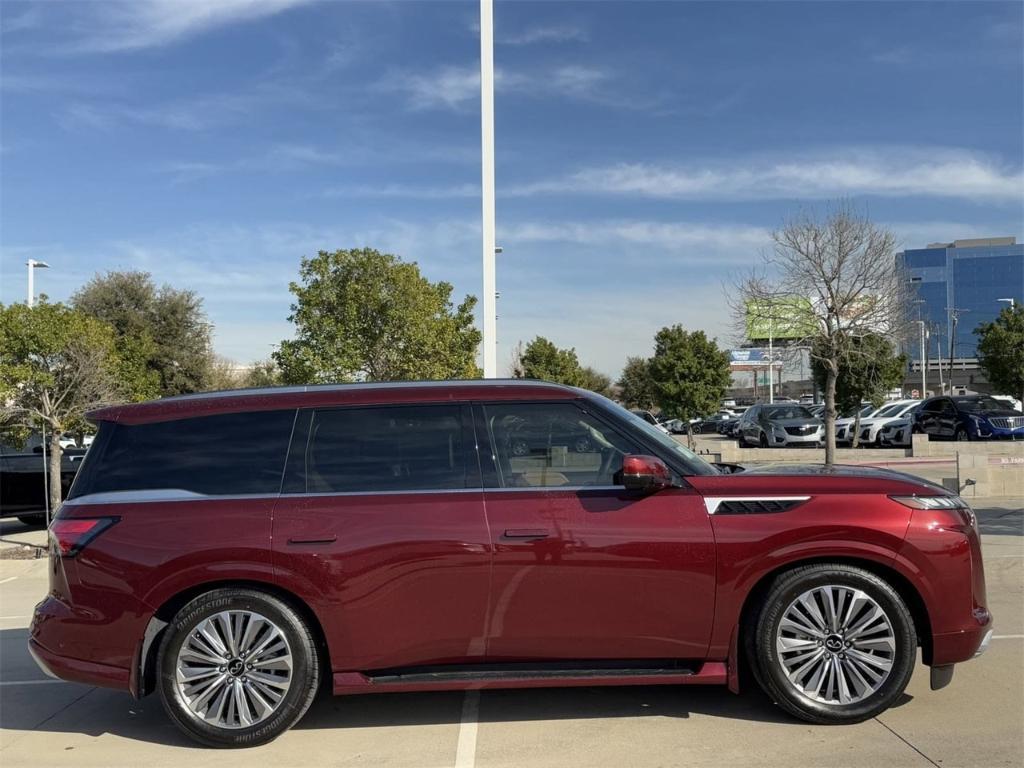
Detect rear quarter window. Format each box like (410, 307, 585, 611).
(69, 410, 297, 498)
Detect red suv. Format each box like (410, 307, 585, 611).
(30, 380, 992, 747)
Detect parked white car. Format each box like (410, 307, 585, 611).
(834, 403, 878, 444)
(992, 395, 1023, 413)
(879, 404, 924, 448)
(850, 400, 921, 446)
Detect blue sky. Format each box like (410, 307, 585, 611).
(2, 0, 1022, 377)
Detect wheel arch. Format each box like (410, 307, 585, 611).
(134, 578, 331, 699)
(732, 555, 933, 691)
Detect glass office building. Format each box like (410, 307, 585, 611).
(897, 237, 1024, 368)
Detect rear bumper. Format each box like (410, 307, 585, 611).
(28, 637, 129, 690)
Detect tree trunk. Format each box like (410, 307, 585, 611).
(47, 431, 63, 514)
(851, 412, 862, 449)
(824, 367, 838, 466)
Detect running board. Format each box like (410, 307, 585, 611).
(333, 661, 727, 695)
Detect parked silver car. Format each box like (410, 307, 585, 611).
(738, 403, 823, 448)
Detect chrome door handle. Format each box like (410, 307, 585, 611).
(502, 529, 550, 540)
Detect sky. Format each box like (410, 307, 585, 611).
(1, 0, 1022, 378)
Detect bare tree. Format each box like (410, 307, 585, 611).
(733, 203, 908, 465)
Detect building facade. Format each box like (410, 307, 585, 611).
(898, 238, 1023, 380)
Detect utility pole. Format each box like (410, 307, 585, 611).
(480, 0, 497, 378)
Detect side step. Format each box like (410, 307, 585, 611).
(333, 660, 727, 695)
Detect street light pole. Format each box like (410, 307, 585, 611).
(480, 0, 497, 378)
(26, 259, 50, 307)
(945, 307, 968, 393)
(997, 298, 1016, 309)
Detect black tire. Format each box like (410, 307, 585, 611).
(955, 427, 970, 442)
(747, 563, 916, 724)
(759, 432, 769, 448)
(156, 588, 320, 748)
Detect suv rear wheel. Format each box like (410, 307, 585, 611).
(747, 564, 916, 724)
(156, 588, 319, 747)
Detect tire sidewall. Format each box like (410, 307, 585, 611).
(756, 566, 916, 723)
(156, 589, 318, 748)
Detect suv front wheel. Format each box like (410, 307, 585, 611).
(748, 564, 916, 724)
(156, 587, 320, 747)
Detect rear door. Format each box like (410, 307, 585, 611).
(475, 401, 716, 662)
(272, 403, 492, 673)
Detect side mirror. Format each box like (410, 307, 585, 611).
(621, 454, 672, 492)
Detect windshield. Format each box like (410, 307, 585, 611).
(606, 400, 719, 475)
(763, 405, 814, 420)
(956, 397, 1013, 414)
(873, 403, 904, 418)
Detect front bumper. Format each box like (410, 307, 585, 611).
(770, 430, 823, 447)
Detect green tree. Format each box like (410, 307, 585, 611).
(617, 356, 655, 410)
(514, 337, 584, 386)
(72, 271, 213, 398)
(275, 248, 480, 382)
(578, 366, 613, 397)
(812, 333, 907, 446)
(647, 326, 732, 435)
(0, 302, 123, 510)
(241, 359, 283, 388)
(976, 305, 1024, 406)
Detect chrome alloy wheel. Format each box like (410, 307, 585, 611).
(775, 585, 896, 705)
(175, 610, 293, 729)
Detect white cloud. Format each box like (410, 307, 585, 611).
(504, 220, 769, 257)
(65, 0, 314, 53)
(380, 63, 624, 111)
(323, 182, 480, 199)
(508, 148, 1024, 202)
(499, 24, 589, 46)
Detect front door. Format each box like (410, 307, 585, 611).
(272, 403, 491, 672)
(475, 401, 716, 662)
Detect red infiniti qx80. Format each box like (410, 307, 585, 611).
(30, 380, 992, 747)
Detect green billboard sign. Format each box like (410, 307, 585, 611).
(745, 296, 816, 341)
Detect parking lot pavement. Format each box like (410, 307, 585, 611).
(1, 501, 1021, 768)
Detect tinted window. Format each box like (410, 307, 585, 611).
(955, 397, 1013, 414)
(762, 405, 814, 420)
(69, 410, 296, 498)
(483, 402, 639, 488)
(299, 406, 466, 493)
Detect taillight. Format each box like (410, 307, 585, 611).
(50, 517, 119, 557)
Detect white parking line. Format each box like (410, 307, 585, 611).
(454, 690, 480, 768)
(0, 680, 69, 687)
(0, 615, 29, 620)
(993, 634, 1024, 640)
(0, 577, 18, 585)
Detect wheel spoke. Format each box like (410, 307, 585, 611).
(776, 585, 896, 706)
(175, 610, 293, 730)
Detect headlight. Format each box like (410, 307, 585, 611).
(891, 495, 976, 530)
(890, 495, 968, 510)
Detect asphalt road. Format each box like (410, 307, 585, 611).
(1, 501, 1021, 768)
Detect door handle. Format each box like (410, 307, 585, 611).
(287, 536, 337, 545)
(502, 529, 550, 540)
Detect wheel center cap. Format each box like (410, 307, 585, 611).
(825, 635, 843, 652)
(227, 658, 245, 677)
